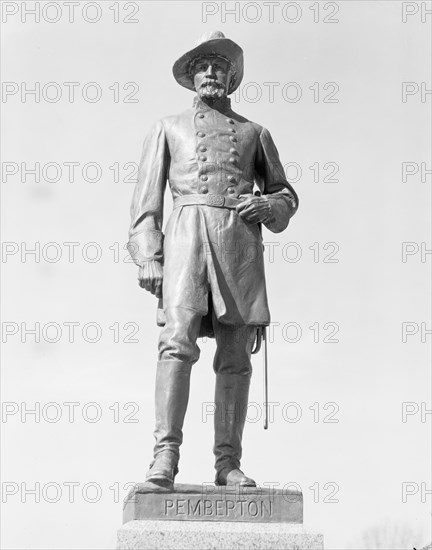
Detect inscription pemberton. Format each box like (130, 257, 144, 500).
(123, 484, 303, 524)
(164, 498, 273, 519)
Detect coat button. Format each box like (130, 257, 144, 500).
(198, 113, 205, 118)
(230, 136, 237, 142)
(230, 128, 236, 133)
(199, 146, 207, 152)
(227, 118, 234, 124)
(229, 148, 238, 154)
(201, 175, 208, 181)
(199, 156, 207, 161)
(228, 187, 235, 194)
(228, 176, 236, 183)
(197, 131, 205, 137)
(200, 186, 208, 193)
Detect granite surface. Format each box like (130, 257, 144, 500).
(117, 520, 324, 550)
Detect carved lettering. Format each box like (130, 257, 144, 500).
(163, 496, 274, 518)
(226, 499, 235, 514)
(164, 499, 174, 514)
(261, 499, 273, 517)
(248, 500, 259, 517)
(188, 499, 202, 515)
(204, 499, 212, 515)
(176, 498, 186, 515)
(216, 499, 224, 516)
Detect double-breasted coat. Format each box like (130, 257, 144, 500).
(128, 96, 298, 337)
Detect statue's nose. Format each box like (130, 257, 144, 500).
(204, 64, 216, 77)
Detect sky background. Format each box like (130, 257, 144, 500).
(1, 1, 431, 548)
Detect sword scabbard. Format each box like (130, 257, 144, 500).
(263, 326, 269, 430)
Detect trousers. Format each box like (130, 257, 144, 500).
(152, 305, 257, 475)
(158, 306, 256, 374)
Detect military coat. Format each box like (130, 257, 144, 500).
(128, 96, 298, 336)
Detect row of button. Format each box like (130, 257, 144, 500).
(199, 186, 236, 194)
(196, 115, 239, 189)
(200, 174, 238, 181)
(197, 131, 237, 138)
(196, 113, 235, 124)
(198, 156, 238, 163)
(198, 145, 238, 154)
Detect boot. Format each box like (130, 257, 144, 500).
(216, 467, 256, 486)
(146, 360, 192, 488)
(145, 450, 178, 488)
(213, 373, 256, 487)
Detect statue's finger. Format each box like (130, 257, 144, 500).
(155, 281, 163, 298)
(236, 201, 249, 213)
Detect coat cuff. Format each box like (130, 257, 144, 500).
(127, 230, 164, 266)
(262, 194, 297, 233)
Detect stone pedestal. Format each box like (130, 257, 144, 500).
(123, 483, 302, 524)
(117, 520, 324, 549)
(117, 483, 324, 549)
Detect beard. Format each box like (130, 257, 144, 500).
(197, 81, 226, 100)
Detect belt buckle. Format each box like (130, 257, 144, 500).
(206, 194, 225, 207)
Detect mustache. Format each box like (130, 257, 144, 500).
(200, 80, 226, 89)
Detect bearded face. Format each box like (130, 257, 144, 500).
(198, 81, 226, 100)
(191, 56, 232, 101)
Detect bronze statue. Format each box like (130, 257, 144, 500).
(128, 31, 298, 489)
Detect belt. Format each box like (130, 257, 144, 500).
(173, 194, 241, 210)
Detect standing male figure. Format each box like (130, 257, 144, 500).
(128, 31, 298, 489)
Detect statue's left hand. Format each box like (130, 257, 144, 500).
(236, 194, 271, 224)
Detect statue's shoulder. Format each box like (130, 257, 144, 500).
(159, 108, 194, 131)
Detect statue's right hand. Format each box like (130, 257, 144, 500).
(138, 260, 163, 298)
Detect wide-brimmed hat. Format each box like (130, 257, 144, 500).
(172, 31, 244, 94)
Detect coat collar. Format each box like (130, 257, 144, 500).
(192, 95, 232, 114)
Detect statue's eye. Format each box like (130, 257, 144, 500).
(196, 64, 207, 72)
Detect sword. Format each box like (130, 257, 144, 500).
(251, 190, 269, 429)
(251, 326, 269, 430)
(262, 327, 269, 430)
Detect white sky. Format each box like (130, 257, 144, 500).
(1, 1, 431, 548)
